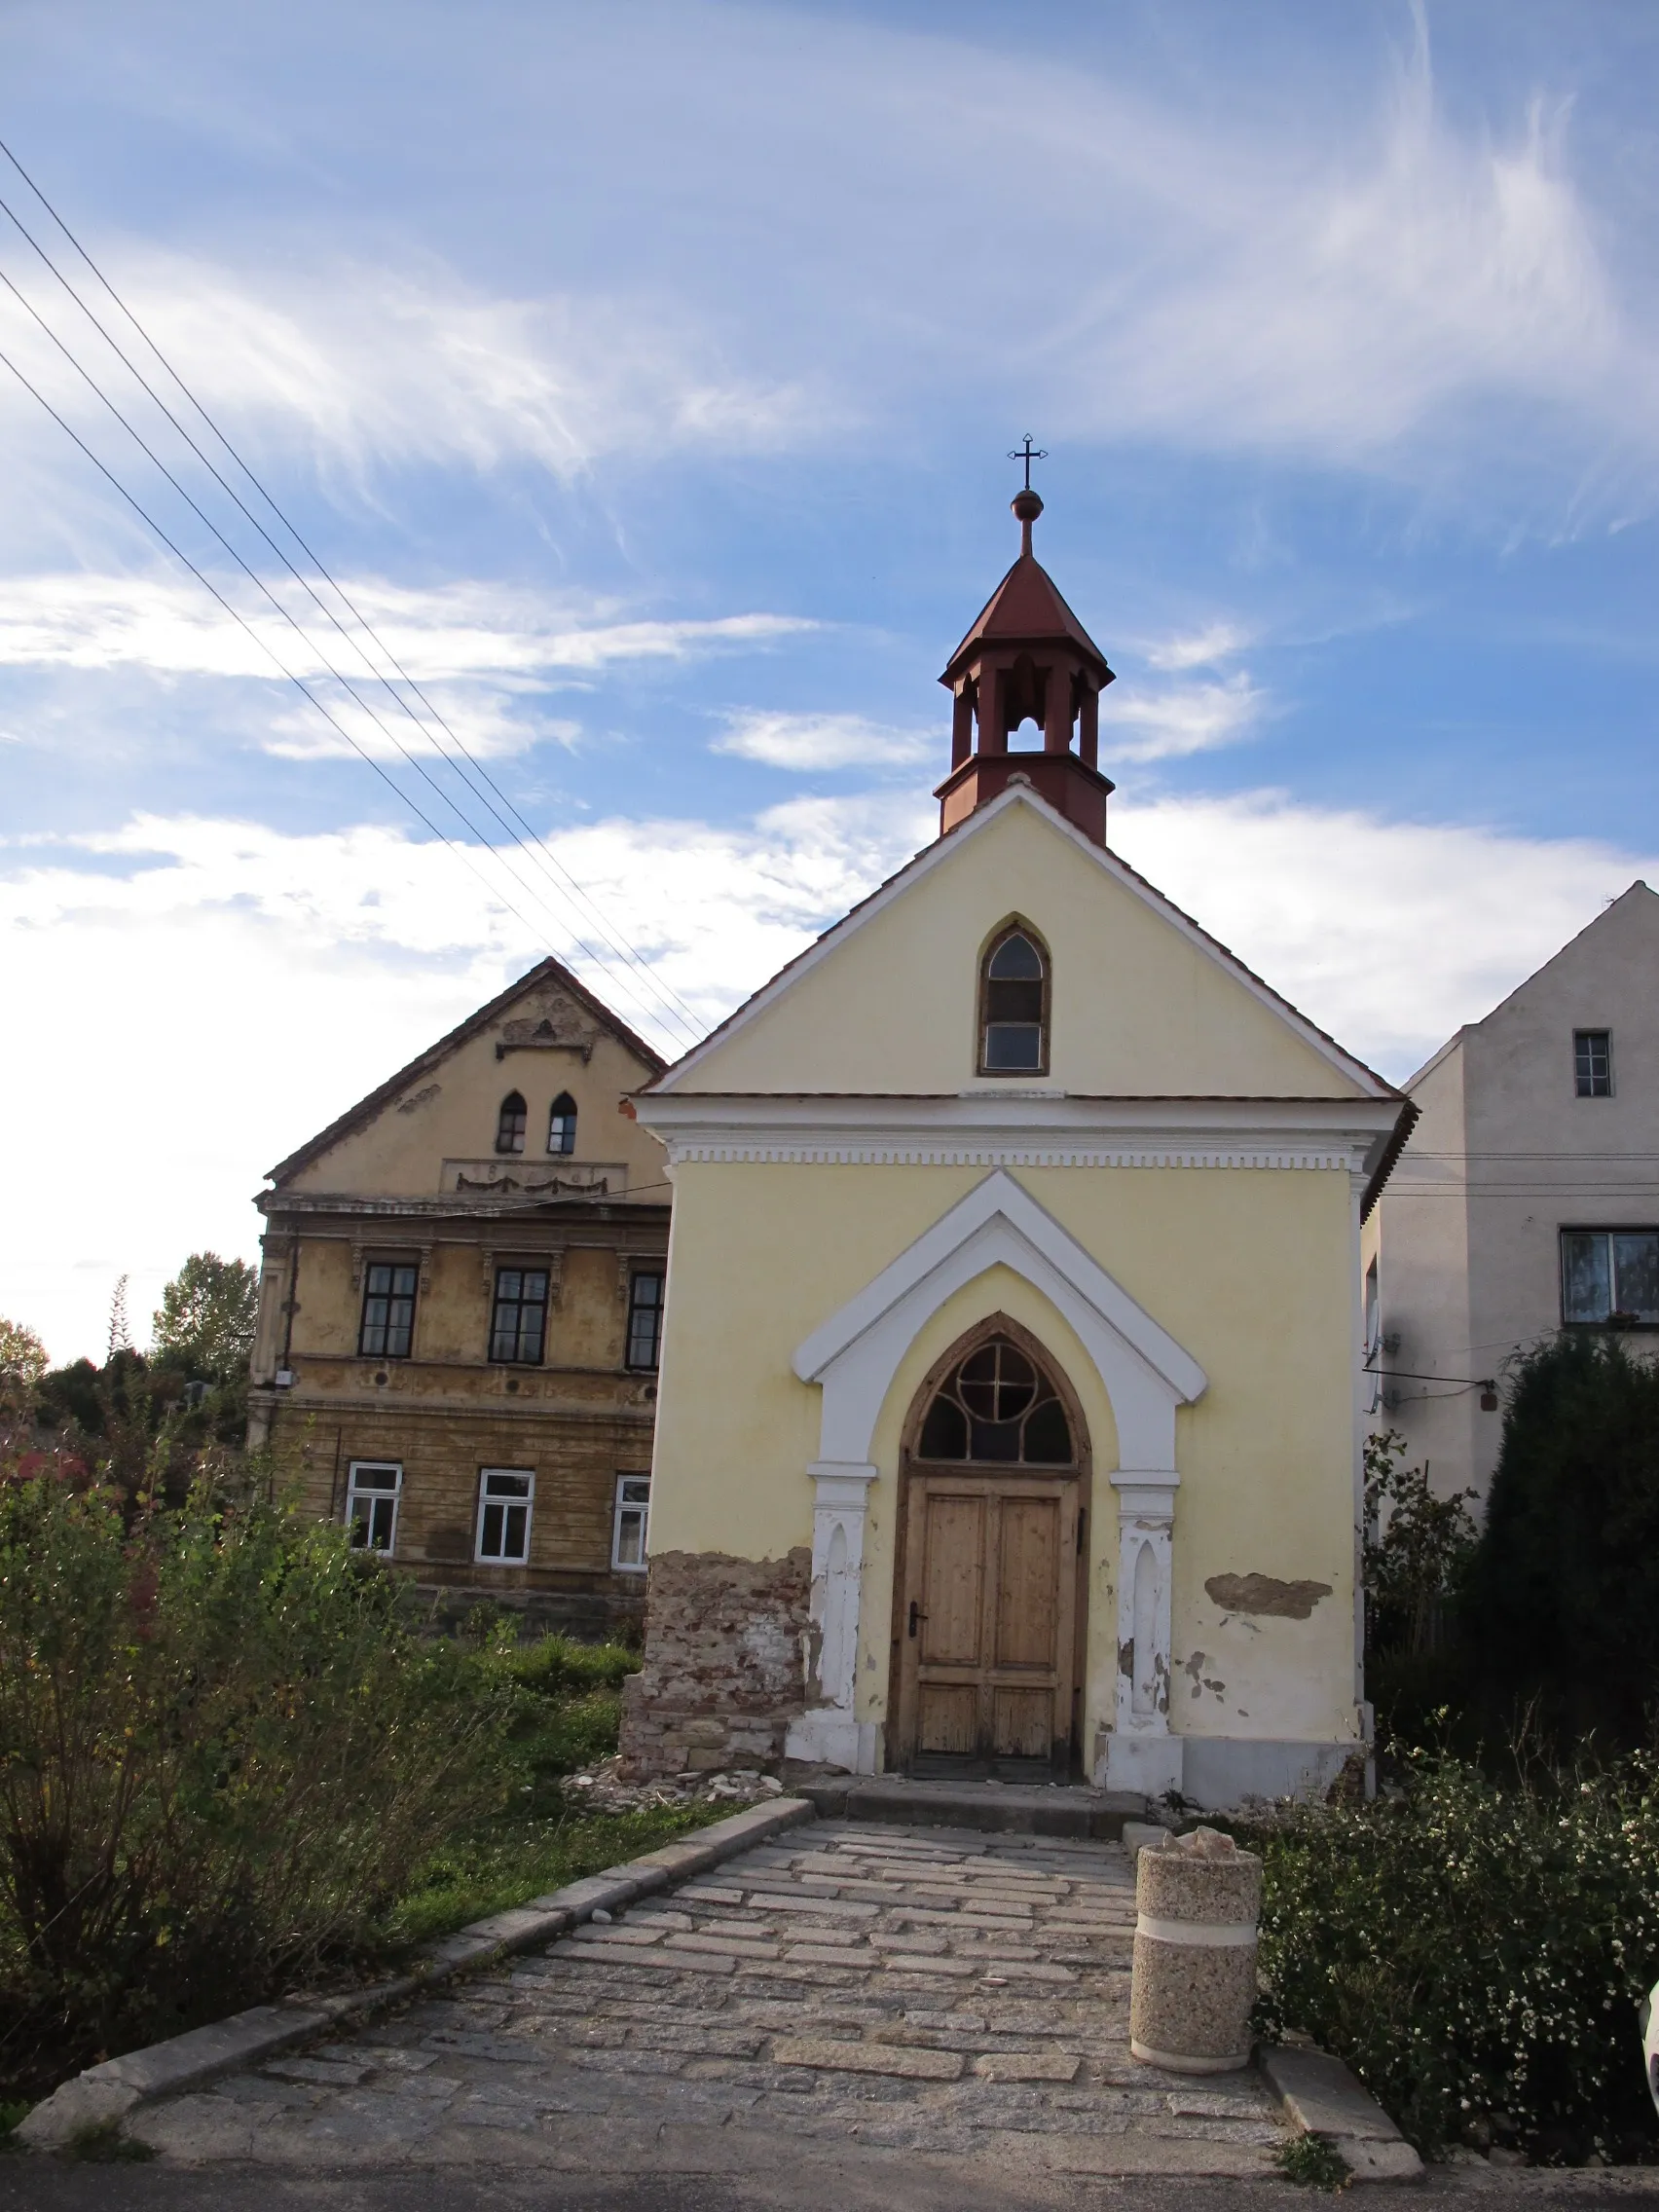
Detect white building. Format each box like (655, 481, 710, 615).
(1364, 882, 1659, 1504)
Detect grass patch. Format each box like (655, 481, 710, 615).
(0, 2100, 29, 2151)
(374, 1633, 723, 1951)
(1273, 2134, 1351, 2190)
(383, 1798, 726, 1949)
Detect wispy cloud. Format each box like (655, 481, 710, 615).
(0, 572, 816, 686)
(1143, 622, 1254, 673)
(713, 710, 937, 771)
(0, 247, 836, 485)
(1104, 671, 1270, 762)
(6, 788, 1654, 1358)
(1110, 791, 1659, 1076)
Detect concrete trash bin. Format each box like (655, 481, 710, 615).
(1129, 1826, 1262, 2075)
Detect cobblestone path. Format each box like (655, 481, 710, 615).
(134, 1821, 1289, 2181)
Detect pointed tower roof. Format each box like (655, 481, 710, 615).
(935, 472, 1117, 846)
(941, 502, 1113, 689)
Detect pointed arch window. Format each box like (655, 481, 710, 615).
(495, 1091, 527, 1156)
(916, 1338, 1073, 1466)
(547, 1092, 577, 1156)
(979, 926, 1049, 1075)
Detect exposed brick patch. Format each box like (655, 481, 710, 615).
(618, 1548, 811, 1779)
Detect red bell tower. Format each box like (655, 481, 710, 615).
(936, 461, 1115, 847)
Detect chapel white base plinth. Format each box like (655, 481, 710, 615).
(1104, 1732, 1185, 1799)
(784, 1709, 879, 1774)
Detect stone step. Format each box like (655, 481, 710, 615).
(789, 1774, 1146, 1839)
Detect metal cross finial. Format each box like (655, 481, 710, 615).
(1008, 434, 1047, 491)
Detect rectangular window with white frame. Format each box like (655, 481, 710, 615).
(476, 1466, 535, 1564)
(612, 1474, 650, 1571)
(346, 1460, 402, 1554)
(1561, 1228, 1659, 1326)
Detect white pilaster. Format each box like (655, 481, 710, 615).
(784, 1462, 879, 1774)
(1103, 1471, 1184, 1798)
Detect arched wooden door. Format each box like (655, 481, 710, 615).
(891, 1320, 1089, 1779)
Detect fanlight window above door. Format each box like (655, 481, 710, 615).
(916, 1338, 1073, 1465)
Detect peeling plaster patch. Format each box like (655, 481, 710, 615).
(1119, 1639, 1135, 1678)
(1182, 1650, 1226, 1703)
(1204, 1572, 1332, 1620)
(395, 1083, 440, 1114)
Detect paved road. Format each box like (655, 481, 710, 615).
(12, 1817, 1659, 2205)
(127, 1821, 1281, 2181)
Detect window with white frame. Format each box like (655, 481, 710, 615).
(346, 1460, 401, 1553)
(475, 1466, 535, 1564)
(1561, 1228, 1659, 1326)
(612, 1474, 650, 1571)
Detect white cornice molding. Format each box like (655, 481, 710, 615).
(648, 783, 1398, 1103)
(638, 1089, 1395, 1175)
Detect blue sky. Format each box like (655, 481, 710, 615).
(3, 0, 1657, 1358)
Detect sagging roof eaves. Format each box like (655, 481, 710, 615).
(257, 1191, 672, 1223)
(264, 955, 668, 1188)
(640, 786, 1405, 1107)
(1360, 1100, 1420, 1223)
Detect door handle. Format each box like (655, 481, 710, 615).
(908, 1600, 927, 1639)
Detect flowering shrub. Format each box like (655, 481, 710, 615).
(0, 1444, 509, 2098)
(1251, 1747, 1659, 2163)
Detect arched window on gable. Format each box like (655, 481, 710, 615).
(495, 1091, 528, 1156)
(916, 1337, 1074, 1466)
(547, 1092, 577, 1156)
(979, 925, 1049, 1075)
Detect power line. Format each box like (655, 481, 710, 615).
(0, 145, 704, 1042)
(0, 139, 704, 1046)
(0, 258, 693, 1043)
(0, 339, 566, 959)
(0, 245, 694, 1048)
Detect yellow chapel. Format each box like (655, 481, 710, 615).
(619, 484, 1411, 1809)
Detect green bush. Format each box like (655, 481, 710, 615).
(1464, 1334, 1659, 1745)
(0, 1444, 510, 2097)
(1251, 1746, 1659, 2162)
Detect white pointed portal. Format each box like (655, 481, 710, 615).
(787, 1169, 1205, 1784)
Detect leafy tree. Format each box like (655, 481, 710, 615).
(0, 1318, 47, 1409)
(1464, 1332, 1659, 1744)
(1363, 1429, 1477, 1661)
(151, 1253, 259, 1381)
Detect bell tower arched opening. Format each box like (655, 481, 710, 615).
(890, 1314, 1091, 1779)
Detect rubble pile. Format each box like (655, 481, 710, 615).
(562, 1754, 786, 1816)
